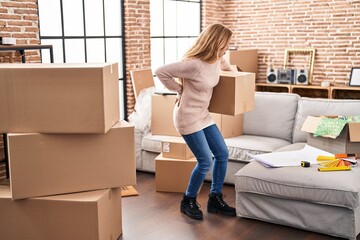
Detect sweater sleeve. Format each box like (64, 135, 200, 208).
(155, 60, 201, 93)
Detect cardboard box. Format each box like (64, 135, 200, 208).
(225, 49, 258, 77)
(209, 71, 255, 116)
(151, 94, 180, 136)
(301, 116, 360, 155)
(130, 69, 155, 99)
(0, 63, 119, 133)
(211, 113, 243, 138)
(155, 154, 197, 193)
(7, 120, 136, 200)
(0, 186, 122, 240)
(162, 137, 193, 160)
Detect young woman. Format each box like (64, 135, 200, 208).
(155, 24, 236, 220)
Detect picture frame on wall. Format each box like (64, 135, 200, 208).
(349, 67, 360, 86)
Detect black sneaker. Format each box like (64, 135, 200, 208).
(180, 195, 203, 220)
(207, 193, 236, 216)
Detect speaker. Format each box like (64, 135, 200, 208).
(296, 69, 309, 85)
(266, 68, 277, 84)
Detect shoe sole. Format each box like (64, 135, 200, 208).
(180, 207, 203, 220)
(207, 206, 236, 216)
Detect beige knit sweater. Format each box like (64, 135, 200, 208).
(155, 57, 232, 135)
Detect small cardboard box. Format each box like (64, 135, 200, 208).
(301, 116, 360, 155)
(155, 153, 197, 193)
(0, 63, 119, 133)
(162, 137, 193, 160)
(225, 49, 258, 77)
(7, 120, 136, 200)
(209, 71, 255, 116)
(211, 113, 243, 138)
(151, 94, 180, 137)
(0, 186, 122, 240)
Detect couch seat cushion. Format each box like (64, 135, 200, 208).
(273, 142, 306, 152)
(143, 134, 291, 163)
(235, 161, 360, 209)
(225, 135, 290, 162)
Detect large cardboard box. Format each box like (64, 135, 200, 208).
(151, 94, 180, 136)
(301, 116, 360, 155)
(211, 113, 243, 138)
(0, 186, 122, 240)
(209, 71, 255, 116)
(0, 63, 119, 133)
(155, 153, 197, 193)
(162, 137, 193, 160)
(7, 120, 136, 200)
(225, 49, 258, 77)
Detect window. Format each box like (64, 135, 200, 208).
(150, 0, 201, 77)
(38, 0, 125, 118)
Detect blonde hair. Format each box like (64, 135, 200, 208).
(183, 24, 232, 63)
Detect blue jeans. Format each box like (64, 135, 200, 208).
(182, 124, 229, 198)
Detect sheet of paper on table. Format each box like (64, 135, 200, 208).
(247, 144, 334, 168)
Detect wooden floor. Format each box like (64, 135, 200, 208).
(120, 171, 353, 240)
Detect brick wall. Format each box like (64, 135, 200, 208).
(124, 0, 151, 116)
(0, 1, 359, 175)
(202, 0, 225, 27)
(0, 0, 40, 63)
(223, 0, 360, 85)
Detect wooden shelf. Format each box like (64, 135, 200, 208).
(256, 83, 360, 99)
(291, 85, 330, 99)
(255, 83, 290, 93)
(331, 86, 360, 99)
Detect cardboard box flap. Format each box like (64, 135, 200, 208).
(348, 122, 360, 142)
(301, 116, 322, 134)
(130, 69, 155, 99)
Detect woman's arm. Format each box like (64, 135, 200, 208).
(155, 59, 200, 93)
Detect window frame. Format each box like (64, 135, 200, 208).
(37, 0, 127, 118)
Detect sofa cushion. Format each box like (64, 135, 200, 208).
(235, 161, 360, 209)
(292, 98, 360, 143)
(243, 92, 299, 142)
(142, 134, 290, 163)
(225, 135, 290, 162)
(273, 142, 306, 152)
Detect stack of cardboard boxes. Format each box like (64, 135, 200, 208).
(155, 137, 197, 193)
(0, 63, 136, 240)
